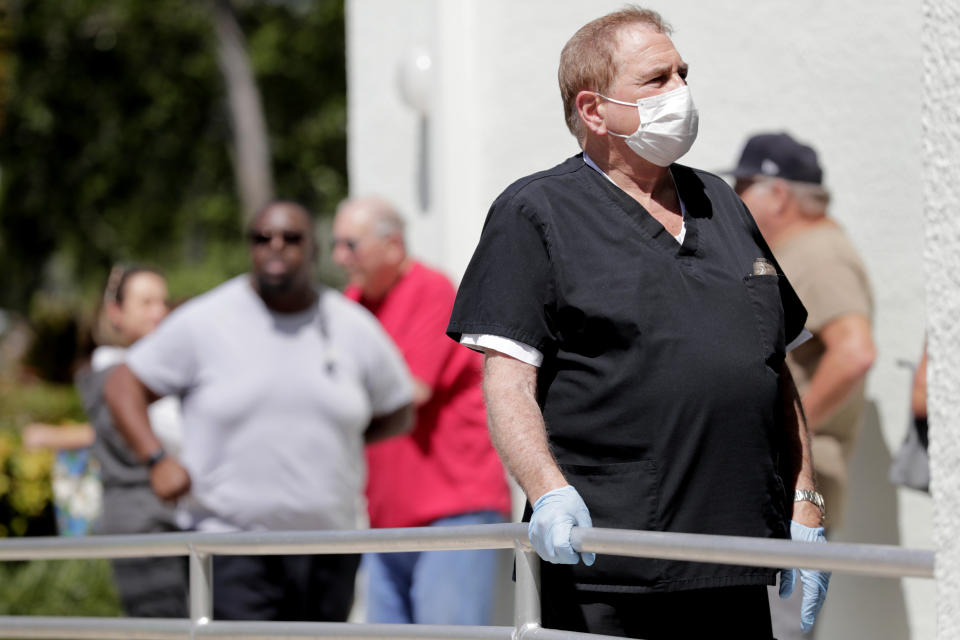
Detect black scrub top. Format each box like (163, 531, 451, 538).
(447, 154, 807, 593)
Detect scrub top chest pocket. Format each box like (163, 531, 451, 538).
(743, 273, 787, 372)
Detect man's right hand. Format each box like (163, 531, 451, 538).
(529, 485, 595, 565)
(149, 456, 191, 502)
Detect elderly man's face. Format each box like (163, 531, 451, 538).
(248, 204, 315, 296)
(331, 207, 398, 298)
(601, 25, 688, 135)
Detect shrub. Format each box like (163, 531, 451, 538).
(0, 380, 87, 538)
(0, 558, 122, 616)
(0, 379, 122, 617)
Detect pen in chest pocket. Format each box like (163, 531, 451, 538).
(752, 257, 777, 276)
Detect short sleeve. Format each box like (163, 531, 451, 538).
(447, 196, 556, 352)
(126, 307, 199, 397)
(460, 334, 544, 367)
(791, 257, 872, 332)
(778, 272, 808, 348)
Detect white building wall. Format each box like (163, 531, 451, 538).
(923, 1, 960, 637)
(347, 2, 934, 637)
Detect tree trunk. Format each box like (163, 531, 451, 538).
(209, 0, 273, 224)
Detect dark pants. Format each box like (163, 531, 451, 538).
(212, 554, 361, 621)
(112, 556, 188, 618)
(541, 583, 774, 640)
(100, 486, 188, 618)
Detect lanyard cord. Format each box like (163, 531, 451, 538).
(315, 291, 337, 375)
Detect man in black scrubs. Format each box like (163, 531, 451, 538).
(447, 7, 830, 639)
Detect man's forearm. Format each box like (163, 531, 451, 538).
(104, 364, 163, 460)
(482, 351, 566, 503)
(365, 403, 414, 443)
(803, 314, 875, 432)
(780, 366, 822, 526)
(911, 345, 928, 419)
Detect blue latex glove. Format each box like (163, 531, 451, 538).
(529, 485, 595, 565)
(780, 520, 831, 633)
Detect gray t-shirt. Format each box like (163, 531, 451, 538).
(127, 275, 412, 532)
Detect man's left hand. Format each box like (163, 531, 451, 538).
(780, 520, 831, 633)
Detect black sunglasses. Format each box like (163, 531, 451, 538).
(248, 231, 305, 246)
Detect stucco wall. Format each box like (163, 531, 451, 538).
(347, 1, 934, 636)
(923, 0, 960, 637)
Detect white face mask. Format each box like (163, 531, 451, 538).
(597, 85, 699, 167)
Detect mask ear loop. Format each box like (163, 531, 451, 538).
(592, 92, 640, 140)
(593, 92, 638, 108)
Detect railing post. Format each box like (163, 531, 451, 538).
(189, 545, 213, 638)
(514, 542, 541, 640)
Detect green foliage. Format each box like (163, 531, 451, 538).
(0, 559, 122, 616)
(0, 380, 85, 537)
(0, 380, 86, 432)
(0, 0, 347, 315)
(1, 0, 238, 309)
(242, 0, 347, 213)
(0, 382, 122, 618)
(23, 293, 85, 383)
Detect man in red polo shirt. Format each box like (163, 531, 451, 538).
(332, 196, 511, 625)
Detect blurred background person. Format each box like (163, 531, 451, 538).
(332, 197, 511, 625)
(76, 264, 187, 618)
(910, 344, 929, 458)
(890, 341, 929, 493)
(727, 132, 875, 639)
(20, 421, 100, 538)
(21, 264, 185, 613)
(105, 201, 414, 622)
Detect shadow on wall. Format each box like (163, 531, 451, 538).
(817, 400, 911, 639)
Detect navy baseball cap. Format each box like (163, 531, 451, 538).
(723, 132, 823, 185)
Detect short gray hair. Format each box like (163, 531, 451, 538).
(336, 196, 406, 240)
(750, 177, 830, 217)
(788, 181, 830, 217)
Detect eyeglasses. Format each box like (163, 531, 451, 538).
(330, 237, 360, 253)
(248, 231, 305, 246)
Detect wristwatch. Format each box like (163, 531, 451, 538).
(794, 489, 826, 518)
(145, 448, 166, 468)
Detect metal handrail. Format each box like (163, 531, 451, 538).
(0, 524, 936, 640)
(0, 524, 529, 560)
(572, 527, 935, 579)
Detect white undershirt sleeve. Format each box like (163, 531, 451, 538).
(786, 328, 813, 352)
(462, 326, 808, 367)
(460, 334, 543, 367)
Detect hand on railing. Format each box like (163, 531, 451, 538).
(780, 520, 831, 633)
(529, 485, 595, 565)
